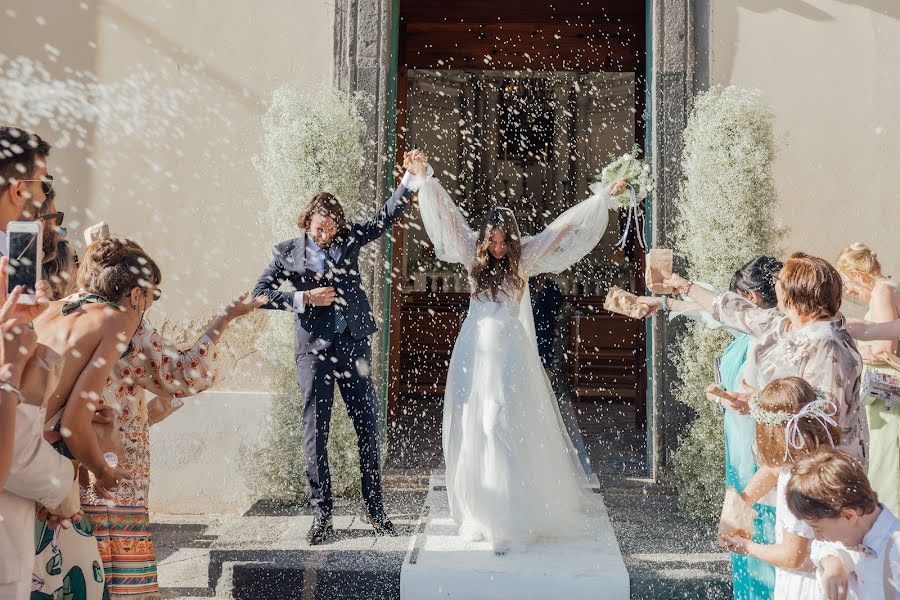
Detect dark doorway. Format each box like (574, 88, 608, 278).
(386, 0, 648, 478)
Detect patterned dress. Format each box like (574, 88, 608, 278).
(711, 292, 867, 464)
(79, 322, 220, 599)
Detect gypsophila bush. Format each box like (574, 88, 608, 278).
(242, 86, 371, 504)
(670, 86, 782, 521)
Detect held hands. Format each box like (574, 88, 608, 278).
(607, 178, 628, 197)
(306, 287, 336, 307)
(403, 149, 429, 177)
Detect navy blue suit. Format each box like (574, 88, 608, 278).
(253, 184, 414, 518)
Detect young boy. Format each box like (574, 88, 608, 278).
(786, 448, 900, 600)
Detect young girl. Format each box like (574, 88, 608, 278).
(720, 377, 841, 598)
(835, 242, 900, 516)
(412, 158, 626, 553)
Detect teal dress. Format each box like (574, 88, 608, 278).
(720, 333, 776, 599)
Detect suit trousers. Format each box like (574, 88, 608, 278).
(296, 330, 384, 519)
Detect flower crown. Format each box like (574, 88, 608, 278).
(749, 387, 830, 425)
(749, 386, 839, 461)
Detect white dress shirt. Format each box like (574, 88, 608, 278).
(810, 505, 900, 600)
(291, 167, 431, 314)
(1, 403, 76, 593)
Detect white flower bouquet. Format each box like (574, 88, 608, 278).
(592, 147, 654, 211)
(588, 146, 654, 249)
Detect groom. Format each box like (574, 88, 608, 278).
(253, 150, 428, 544)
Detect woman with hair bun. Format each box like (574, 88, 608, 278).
(836, 242, 900, 515)
(73, 226, 265, 599)
(30, 237, 160, 600)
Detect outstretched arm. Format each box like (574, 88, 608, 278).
(520, 179, 626, 275)
(354, 150, 430, 246)
(416, 169, 478, 267)
(846, 317, 900, 342)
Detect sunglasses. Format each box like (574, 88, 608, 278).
(40, 211, 64, 226)
(18, 174, 53, 195)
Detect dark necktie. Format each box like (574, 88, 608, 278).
(324, 249, 348, 335)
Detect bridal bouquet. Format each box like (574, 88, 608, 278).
(594, 148, 654, 211)
(589, 146, 654, 249)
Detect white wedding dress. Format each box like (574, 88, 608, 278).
(417, 175, 614, 551)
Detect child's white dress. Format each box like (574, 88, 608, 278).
(774, 468, 819, 599)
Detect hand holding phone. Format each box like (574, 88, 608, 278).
(6, 221, 43, 305)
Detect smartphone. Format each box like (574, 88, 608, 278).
(713, 356, 722, 386)
(6, 220, 43, 304)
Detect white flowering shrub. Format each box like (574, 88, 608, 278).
(670, 86, 782, 521)
(242, 86, 372, 504)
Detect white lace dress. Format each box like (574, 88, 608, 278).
(416, 174, 613, 551)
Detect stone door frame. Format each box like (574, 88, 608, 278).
(332, 0, 708, 477)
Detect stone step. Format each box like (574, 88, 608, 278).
(155, 476, 733, 600)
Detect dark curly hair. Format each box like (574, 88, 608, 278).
(76, 238, 161, 302)
(729, 255, 783, 308)
(297, 192, 347, 231)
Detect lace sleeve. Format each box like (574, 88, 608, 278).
(519, 186, 612, 276)
(417, 176, 477, 268)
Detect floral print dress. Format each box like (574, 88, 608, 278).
(78, 322, 220, 599)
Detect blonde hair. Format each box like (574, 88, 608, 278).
(786, 448, 878, 521)
(754, 377, 841, 468)
(835, 242, 883, 278)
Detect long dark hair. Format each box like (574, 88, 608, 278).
(730, 255, 782, 308)
(471, 207, 525, 302)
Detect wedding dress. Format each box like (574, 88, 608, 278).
(416, 174, 614, 551)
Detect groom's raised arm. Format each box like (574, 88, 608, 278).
(353, 163, 432, 247)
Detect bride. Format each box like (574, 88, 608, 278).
(406, 158, 626, 553)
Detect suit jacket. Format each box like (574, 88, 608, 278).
(253, 184, 413, 354)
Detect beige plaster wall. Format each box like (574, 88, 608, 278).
(709, 0, 900, 288)
(1, 0, 334, 390)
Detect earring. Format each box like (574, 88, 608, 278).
(132, 303, 139, 310)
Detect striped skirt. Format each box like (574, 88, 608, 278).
(83, 504, 159, 599)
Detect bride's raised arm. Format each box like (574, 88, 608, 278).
(414, 167, 478, 269)
(520, 180, 624, 275)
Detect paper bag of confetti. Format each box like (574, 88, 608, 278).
(645, 248, 674, 295)
(604, 286, 650, 319)
(718, 487, 757, 540)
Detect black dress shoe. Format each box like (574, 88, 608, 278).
(307, 515, 333, 545)
(371, 516, 397, 536)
